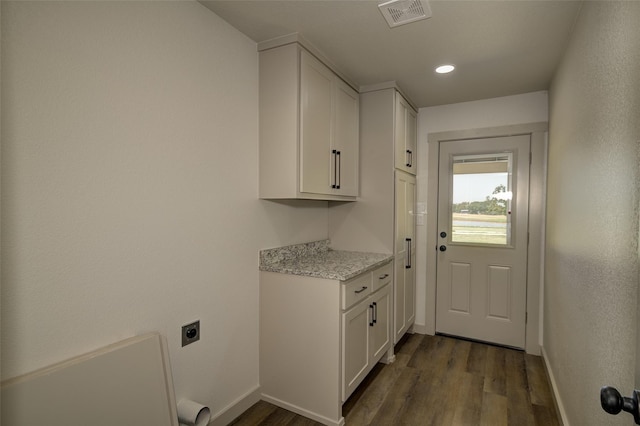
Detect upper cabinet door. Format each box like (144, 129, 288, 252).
(333, 79, 359, 197)
(394, 94, 417, 175)
(300, 51, 334, 196)
(406, 106, 417, 172)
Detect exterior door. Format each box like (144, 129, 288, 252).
(436, 135, 530, 348)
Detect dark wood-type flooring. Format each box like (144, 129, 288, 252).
(229, 333, 561, 426)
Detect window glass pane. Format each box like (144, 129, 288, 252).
(451, 153, 512, 246)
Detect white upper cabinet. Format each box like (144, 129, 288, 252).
(394, 94, 417, 175)
(259, 42, 359, 200)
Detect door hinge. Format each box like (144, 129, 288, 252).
(527, 232, 530, 245)
(525, 312, 528, 324)
(529, 151, 532, 165)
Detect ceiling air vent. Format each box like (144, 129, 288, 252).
(378, 0, 432, 28)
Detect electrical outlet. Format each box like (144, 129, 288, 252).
(181, 320, 200, 347)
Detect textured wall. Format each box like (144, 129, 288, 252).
(545, 2, 640, 424)
(1, 1, 328, 421)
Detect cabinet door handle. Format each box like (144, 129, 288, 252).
(355, 286, 368, 294)
(336, 150, 341, 189)
(369, 304, 374, 327)
(331, 149, 338, 188)
(406, 149, 411, 167)
(373, 301, 378, 324)
(406, 238, 412, 269)
(379, 273, 389, 280)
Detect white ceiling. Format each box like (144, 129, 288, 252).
(200, 0, 582, 108)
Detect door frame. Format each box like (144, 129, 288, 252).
(425, 122, 548, 355)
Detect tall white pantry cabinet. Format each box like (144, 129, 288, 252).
(328, 84, 418, 344)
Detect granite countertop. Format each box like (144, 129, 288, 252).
(259, 240, 393, 281)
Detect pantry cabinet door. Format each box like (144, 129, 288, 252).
(394, 94, 417, 174)
(394, 170, 416, 342)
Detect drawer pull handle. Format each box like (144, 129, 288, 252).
(379, 274, 389, 280)
(354, 286, 368, 294)
(369, 304, 374, 326)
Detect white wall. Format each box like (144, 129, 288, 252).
(0, 1, 328, 422)
(415, 92, 548, 332)
(545, 2, 640, 424)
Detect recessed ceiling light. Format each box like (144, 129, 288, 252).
(435, 64, 455, 74)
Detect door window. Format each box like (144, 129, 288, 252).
(450, 153, 513, 246)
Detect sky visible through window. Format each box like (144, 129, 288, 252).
(453, 173, 507, 203)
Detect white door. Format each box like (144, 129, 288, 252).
(436, 135, 530, 348)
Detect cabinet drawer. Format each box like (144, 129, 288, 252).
(371, 262, 392, 292)
(342, 273, 371, 310)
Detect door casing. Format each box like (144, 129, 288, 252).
(425, 122, 548, 355)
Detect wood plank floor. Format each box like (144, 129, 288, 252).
(229, 334, 560, 426)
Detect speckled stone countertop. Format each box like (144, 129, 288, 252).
(259, 240, 393, 281)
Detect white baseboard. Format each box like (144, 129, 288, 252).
(411, 323, 429, 335)
(208, 385, 261, 426)
(541, 346, 570, 426)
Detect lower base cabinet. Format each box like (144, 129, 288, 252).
(260, 261, 393, 426)
(342, 276, 391, 400)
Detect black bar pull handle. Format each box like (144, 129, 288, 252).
(406, 149, 411, 167)
(336, 150, 341, 189)
(369, 304, 374, 327)
(373, 302, 377, 324)
(331, 149, 337, 188)
(406, 238, 412, 269)
(601, 386, 640, 424)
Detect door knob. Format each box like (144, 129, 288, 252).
(440, 231, 447, 238)
(600, 386, 640, 424)
(439, 245, 447, 252)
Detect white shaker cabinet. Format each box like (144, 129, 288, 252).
(394, 170, 416, 342)
(259, 42, 359, 200)
(394, 94, 417, 174)
(260, 260, 392, 426)
(342, 262, 392, 401)
(328, 85, 418, 345)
